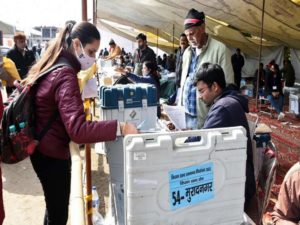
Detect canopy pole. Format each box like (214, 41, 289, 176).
(172, 24, 175, 53)
(82, 0, 88, 21)
(93, 0, 97, 25)
(156, 28, 159, 56)
(255, 0, 266, 109)
(81, 1, 92, 225)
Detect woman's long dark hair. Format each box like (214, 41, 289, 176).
(24, 21, 100, 84)
(143, 61, 160, 82)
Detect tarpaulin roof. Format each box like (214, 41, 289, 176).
(96, 0, 300, 55)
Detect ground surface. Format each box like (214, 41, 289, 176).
(2, 148, 109, 225)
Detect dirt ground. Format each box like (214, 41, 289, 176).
(2, 147, 110, 225)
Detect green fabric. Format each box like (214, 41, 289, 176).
(160, 79, 176, 99)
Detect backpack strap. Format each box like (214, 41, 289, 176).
(34, 58, 73, 142)
(35, 57, 72, 82)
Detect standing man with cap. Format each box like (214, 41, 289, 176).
(133, 33, 156, 75)
(178, 8, 234, 129)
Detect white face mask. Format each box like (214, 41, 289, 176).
(75, 41, 95, 70)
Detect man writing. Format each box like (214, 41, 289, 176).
(178, 8, 234, 129)
(193, 62, 256, 212)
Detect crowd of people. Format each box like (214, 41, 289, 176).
(0, 6, 299, 225)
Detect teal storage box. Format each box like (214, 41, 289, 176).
(99, 84, 158, 131)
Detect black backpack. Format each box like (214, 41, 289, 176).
(1, 59, 71, 164)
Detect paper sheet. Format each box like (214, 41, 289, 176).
(82, 77, 98, 99)
(163, 104, 186, 130)
(175, 88, 181, 105)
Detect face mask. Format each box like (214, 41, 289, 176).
(75, 41, 95, 70)
(138, 44, 144, 50)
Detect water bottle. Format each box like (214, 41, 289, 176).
(9, 125, 17, 138)
(18, 122, 37, 154)
(19, 122, 26, 130)
(92, 186, 104, 225)
(240, 78, 246, 87)
(92, 186, 99, 210)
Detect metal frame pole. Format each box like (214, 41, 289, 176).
(81, 1, 92, 224)
(156, 28, 159, 56)
(172, 24, 175, 53)
(256, 0, 266, 109)
(82, 0, 88, 21)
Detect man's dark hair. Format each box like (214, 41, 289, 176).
(180, 33, 187, 38)
(236, 48, 241, 52)
(194, 63, 226, 89)
(136, 33, 147, 41)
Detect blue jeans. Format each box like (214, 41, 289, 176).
(267, 94, 284, 114)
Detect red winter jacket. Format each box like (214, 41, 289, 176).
(34, 50, 117, 159)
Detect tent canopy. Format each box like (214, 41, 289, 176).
(96, 0, 300, 55)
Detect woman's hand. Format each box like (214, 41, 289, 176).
(125, 66, 132, 73)
(114, 67, 127, 76)
(120, 122, 138, 136)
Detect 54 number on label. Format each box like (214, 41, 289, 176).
(172, 190, 184, 206)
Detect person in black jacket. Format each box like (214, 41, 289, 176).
(133, 33, 156, 75)
(194, 62, 256, 212)
(265, 63, 285, 120)
(231, 48, 245, 89)
(6, 33, 35, 80)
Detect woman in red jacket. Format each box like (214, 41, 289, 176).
(25, 22, 137, 225)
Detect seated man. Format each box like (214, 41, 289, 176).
(194, 63, 256, 211)
(265, 63, 285, 120)
(272, 162, 300, 225)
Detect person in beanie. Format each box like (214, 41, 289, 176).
(177, 8, 234, 129)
